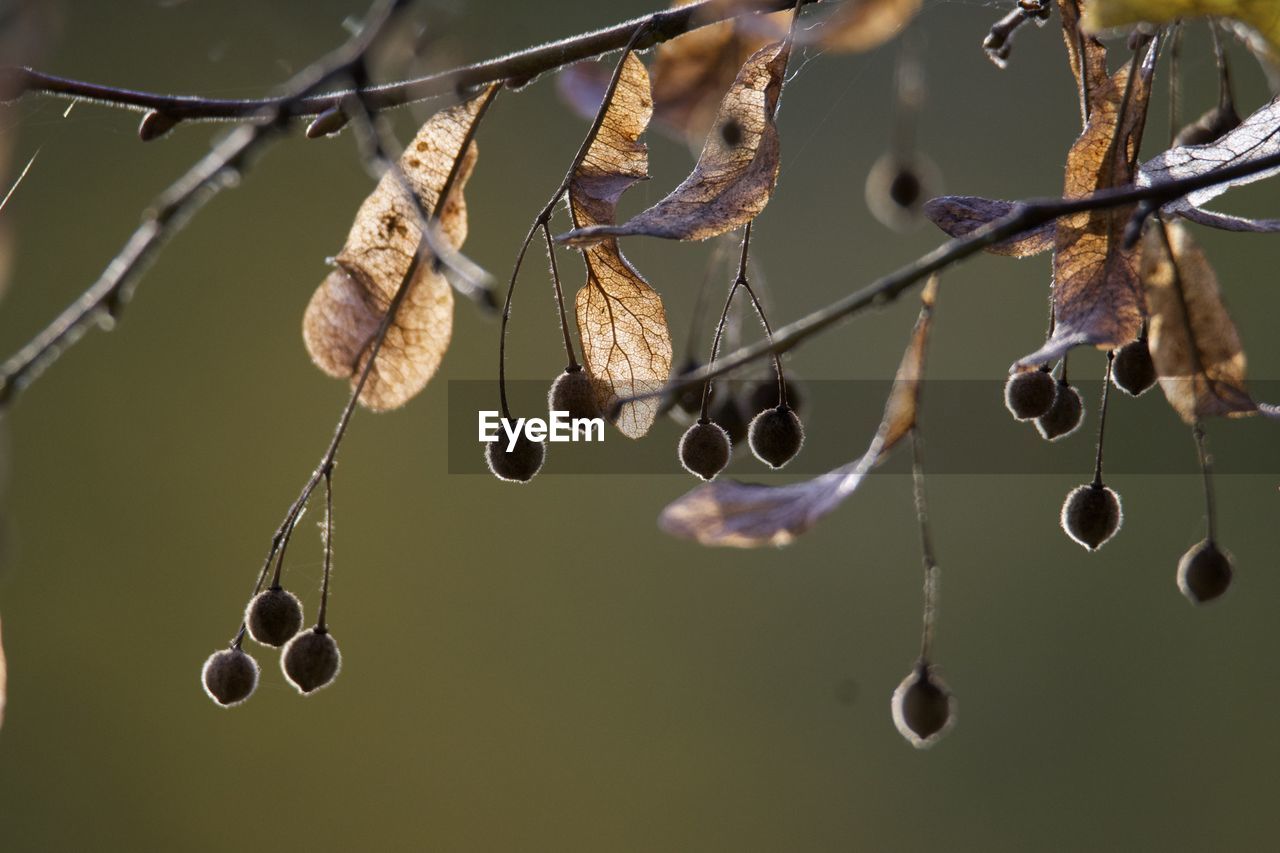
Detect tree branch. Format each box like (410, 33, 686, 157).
(3, 0, 821, 136)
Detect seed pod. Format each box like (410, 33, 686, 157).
(281, 628, 342, 694)
(245, 586, 304, 648)
(1173, 104, 1241, 148)
(1004, 369, 1057, 421)
(138, 110, 178, 142)
(1111, 339, 1157, 397)
(305, 106, 350, 139)
(1060, 483, 1123, 551)
(747, 378, 803, 418)
(201, 647, 259, 707)
(679, 419, 732, 481)
(1177, 539, 1233, 604)
(748, 406, 804, 469)
(891, 661, 954, 749)
(548, 367, 599, 421)
(485, 433, 545, 483)
(1035, 380, 1084, 441)
(866, 153, 941, 231)
(711, 392, 749, 445)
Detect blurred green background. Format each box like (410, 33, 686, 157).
(2, 1, 1279, 850)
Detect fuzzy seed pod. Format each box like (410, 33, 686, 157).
(246, 586, 304, 647)
(485, 433, 545, 483)
(281, 628, 342, 694)
(548, 367, 599, 421)
(747, 378, 803, 418)
(711, 393, 749, 445)
(891, 662, 954, 749)
(202, 648, 259, 707)
(1177, 539, 1233, 604)
(679, 419, 732, 481)
(1035, 381, 1084, 441)
(1112, 339, 1157, 397)
(1004, 369, 1057, 421)
(748, 406, 804, 469)
(1061, 483, 1123, 551)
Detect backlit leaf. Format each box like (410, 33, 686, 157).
(569, 54, 673, 439)
(560, 39, 791, 245)
(303, 87, 494, 411)
(1015, 41, 1155, 368)
(1142, 221, 1277, 421)
(923, 196, 1055, 257)
(659, 277, 939, 547)
(1137, 94, 1280, 233)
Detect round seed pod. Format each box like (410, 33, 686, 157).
(1112, 339, 1157, 397)
(201, 647, 259, 708)
(672, 358, 706, 419)
(891, 662, 954, 749)
(711, 392, 749, 446)
(1060, 483, 1123, 551)
(1177, 539, 1233, 604)
(1035, 381, 1084, 441)
(548, 367, 599, 421)
(281, 628, 342, 694)
(1004, 369, 1057, 421)
(245, 586, 304, 647)
(485, 433, 545, 483)
(679, 419, 732, 481)
(748, 406, 804, 469)
(747, 378, 804, 418)
(865, 153, 941, 231)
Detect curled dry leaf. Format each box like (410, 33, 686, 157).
(569, 54, 672, 439)
(303, 87, 494, 411)
(558, 1, 787, 143)
(1142, 221, 1276, 422)
(1138, 95, 1280, 233)
(660, 277, 939, 547)
(922, 196, 1055, 257)
(802, 0, 922, 53)
(1015, 39, 1156, 369)
(560, 39, 791, 245)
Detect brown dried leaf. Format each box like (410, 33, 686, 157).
(1060, 0, 1112, 124)
(569, 54, 673, 439)
(303, 87, 493, 411)
(1142, 221, 1273, 422)
(1016, 45, 1155, 368)
(923, 196, 1055, 257)
(660, 277, 939, 547)
(560, 39, 791, 245)
(803, 0, 922, 53)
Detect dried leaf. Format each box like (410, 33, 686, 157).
(560, 39, 791, 245)
(803, 0, 922, 53)
(1082, 0, 1280, 60)
(569, 54, 673, 439)
(1142, 221, 1275, 422)
(303, 87, 493, 411)
(660, 277, 939, 547)
(1137, 94, 1280, 233)
(558, 2, 786, 143)
(923, 196, 1055, 257)
(1016, 45, 1155, 368)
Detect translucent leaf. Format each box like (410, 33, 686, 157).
(1138, 95, 1280, 233)
(1142, 221, 1276, 422)
(1015, 45, 1155, 368)
(923, 196, 1055, 257)
(659, 277, 939, 547)
(560, 39, 791, 245)
(569, 54, 673, 439)
(303, 87, 493, 411)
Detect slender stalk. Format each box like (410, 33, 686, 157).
(910, 428, 938, 662)
(1092, 350, 1115, 487)
(317, 469, 334, 633)
(5, 0, 821, 128)
(1192, 423, 1217, 545)
(543, 221, 578, 371)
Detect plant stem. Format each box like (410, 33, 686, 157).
(1092, 350, 1114, 488)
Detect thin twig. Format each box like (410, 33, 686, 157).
(5, 0, 822, 131)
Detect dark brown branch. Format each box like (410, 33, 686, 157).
(4, 0, 821, 134)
